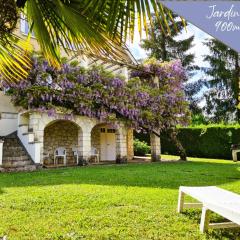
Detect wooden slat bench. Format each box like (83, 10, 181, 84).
(177, 186, 240, 232)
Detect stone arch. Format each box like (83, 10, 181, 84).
(91, 123, 119, 162)
(90, 123, 127, 163)
(27, 111, 128, 164)
(43, 120, 83, 165)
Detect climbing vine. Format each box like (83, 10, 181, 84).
(4, 56, 190, 138)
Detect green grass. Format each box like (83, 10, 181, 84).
(160, 154, 235, 162)
(0, 159, 239, 239)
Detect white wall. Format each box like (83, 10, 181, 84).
(0, 118, 18, 136)
(0, 91, 18, 136)
(0, 91, 18, 112)
(0, 140, 3, 165)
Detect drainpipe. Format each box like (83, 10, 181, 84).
(0, 139, 4, 166)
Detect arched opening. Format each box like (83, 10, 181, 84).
(43, 120, 82, 166)
(91, 123, 119, 162)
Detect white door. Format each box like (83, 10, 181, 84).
(100, 128, 116, 161)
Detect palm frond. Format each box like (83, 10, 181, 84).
(81, 0, 173, 41)
(24, 0, 177, 67)
(1, 0, 181, 82)
(24, 0, 133, 68)
(0, 35, 32, 83)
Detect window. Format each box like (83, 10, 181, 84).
(100, 128, 116, 133)
(107, 129, 116, 133)
(20, 14, 35, 37)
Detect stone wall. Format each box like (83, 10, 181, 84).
(91, 124, 129, 162)
(20, 111, 134, 164)
(91, 125, 101, 154)
(90, 125, 101, 163)
(44, 121, 79, 165)
(127, 129, 134, 160)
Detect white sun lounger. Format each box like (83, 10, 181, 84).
(177, 186, 240, 232)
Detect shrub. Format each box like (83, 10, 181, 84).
(134, 132, 150, 145)
(161, 125, 240, 159)
(134, 139, 151, 156)
(135, 125, 240, 159)
(191, 114, 208, 126)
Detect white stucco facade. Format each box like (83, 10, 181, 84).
(0, 91, 18, 136)
(0, 140, 3, 165)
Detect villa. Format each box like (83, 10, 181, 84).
(0, 18, 161, 171)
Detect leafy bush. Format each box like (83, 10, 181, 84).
(135, 125, 240, 159)
(191, 114, 208, 126)
(134, 139, 151, 156)
(134, 132, 150, 145)
(161, 125, 240, 159)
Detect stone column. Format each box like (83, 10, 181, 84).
(116, 126, 128, 163)
(0, 139, 4, 165)
(29, 112, 44, 164)
(80, 131, 91, 164)
(150, 133, 161, 162)
(127, 128, 134, 161)
(29, 112, 42, 139)
(151, 76, 161, 162)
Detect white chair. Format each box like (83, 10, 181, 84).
(90, 147, 99, 163)
(178, 186, 240, 232)
(54, 147, 67, 166)
(232, 149, 240, 162)
(72, 147, 81, 165)
(231, 144, 240, 162)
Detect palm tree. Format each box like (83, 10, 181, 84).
(0, 0, 32, 82)
(1, 0, 180, 82)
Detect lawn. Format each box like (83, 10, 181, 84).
(0, 158, 239, 240)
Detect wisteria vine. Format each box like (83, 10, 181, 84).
(4, 57, 190, 138)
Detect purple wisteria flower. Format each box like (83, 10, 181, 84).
(5, 56, 190, 133)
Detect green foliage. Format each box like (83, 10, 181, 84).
(204, 39, 240, 122)
(141, 9, 204, 116)
(141, 9, 196, 76)
(191, 113, 209, 126)
(0, 161, 239, 239)
(161, 125, 240, 159)
(6, 56, 190, 134)
(135, 124, 240, 159)
(133, 139, 151, 156)
(134, 131, 150, 145)
(2, 0, 181, 82)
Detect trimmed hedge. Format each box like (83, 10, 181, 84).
(135, 125, 240, 159)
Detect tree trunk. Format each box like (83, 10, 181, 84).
(161, 34, 168, 61)
(169, 129, 187, 161)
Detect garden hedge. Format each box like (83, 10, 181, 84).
(134, 125, 240, 159)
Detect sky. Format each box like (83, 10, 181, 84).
(128, 23, 212, 70)
(128, 22, 213, 107)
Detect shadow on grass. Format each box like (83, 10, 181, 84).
(0, 161, 239, 239)
(0, 161, 239, 191)
(182, 209, 240, 239)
